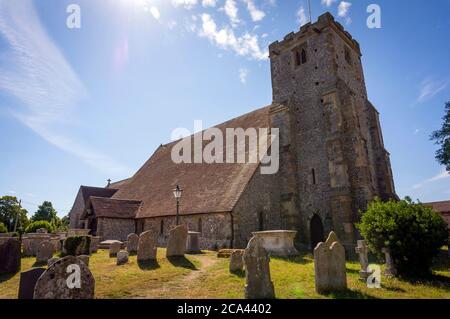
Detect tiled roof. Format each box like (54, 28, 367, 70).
(85, 197, 142, 219)
(424, 200, 450, 213)
(112, 105, 272, 218)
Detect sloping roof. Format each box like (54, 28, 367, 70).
(84, 197, 142, 219)
(424, 201, 450, 213)
(108, 178, 132, 190)
(80, 186, 118, 204)
(112, 105, 272, 218)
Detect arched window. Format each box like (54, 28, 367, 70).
(295, 51, 301, 66)
(198, 218, 203, 233)
(160, 220, 164, 235)
(311, 168, 316, 185)
(301, 49, 307, 64)
(258, 212, 264, 231)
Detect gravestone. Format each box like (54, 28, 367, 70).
(90, 236, 100, 253)
(126, 233, 139, 253)
(18, 268, 46, 299)
(63, 236, 91, 256)
(229, 250, 244, 273)
(0, 238, 21, 274)
(186, 231, 201, 254)
(48, 257, 59, 267)
(137, 230, 158, 262)
(33, 255, 95, 299)
(382, 247, 397, 277)
(117, 250, 129, 265)
(355, 240, 370, 280)
(36, 228, 48, 234)
(36, 241, 54, 264)
(78, 255, 90, 267)
(109, 241, 121, 257)
(314, 231, 347, 294)
(166, 225, 188, 257)
(243, 237, 275, 299)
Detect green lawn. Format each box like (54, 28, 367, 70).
(1, 248, 449, 299)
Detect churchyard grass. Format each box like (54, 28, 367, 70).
(0, 248, 448, 299)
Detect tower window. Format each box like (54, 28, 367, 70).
(301, 49, 307, 64)
(160, 220, 164, 235)
(345, 46, 352, 65)
(258, 212, 264, 231)
(294, 46, 307, 67)
(311, 168, 317, 185)
(295, 51, 301, 66)
(198, 218, 203, 233)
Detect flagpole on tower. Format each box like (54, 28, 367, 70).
(307, 0, 312, 23)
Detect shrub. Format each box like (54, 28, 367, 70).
(357, 197, 448, 277)
(24, 220, 55, 234)
(0, 222, 7, 233)
(63, 236, 91, 256)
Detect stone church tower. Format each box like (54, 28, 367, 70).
(268, 12, 397, 251)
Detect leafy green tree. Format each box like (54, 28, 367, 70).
(0, 196, 29, 233)
(32, 201, 58, 222)
(430, 101, 450, 172)
(25, 220, 55, 234)
(357, 197, 448, 277)
(0, 222, 7, 233)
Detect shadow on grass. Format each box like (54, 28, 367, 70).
(324, 288, 378, 299)
(401, 274, 450, 293)
(137, 260, 160, 270)
(0, 271, 17, 283)
(186, 251, 206, 255)
(230, 269, 245, 278)
(32, 261, 47, 268)
(167, 256, 197, 270)
(272, 255, 313, 265)
(381, 284, 406, 293)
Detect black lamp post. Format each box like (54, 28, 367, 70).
(173, 185, 183, 226)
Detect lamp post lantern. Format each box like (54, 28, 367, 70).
(173, 185, 183, 226)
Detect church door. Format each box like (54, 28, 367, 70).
(310, 214, 324, 250)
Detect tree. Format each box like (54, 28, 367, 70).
(430, 101, 450, 172)
(25, 220, 55, 234)
(357, 197, 448, 277)
(32, 201, 58, 222)
(0, 222, 7, 233)
(0, 196, 29, 233)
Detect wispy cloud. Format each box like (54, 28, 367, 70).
(198, 13, 268, 60)
(417, 77, 448, 103)
(223, 0, 240, 27)
(297, 6, 308, 26)
(239, 68, 248, 84)
(321, 0, 337, 7)
(172, 0, 198, 10)
(202, 0, 217, 7)
(413, 169, 450, 189)
(0, 0, 131, 177)
(149, 6, 161, 20)
(338, 1, 351, 17)
(244, 0, 266, 22)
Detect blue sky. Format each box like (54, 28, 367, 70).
(0, 0, 449, 217)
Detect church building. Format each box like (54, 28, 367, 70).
(69, 12, 397, 251)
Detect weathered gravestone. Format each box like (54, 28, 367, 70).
(18, 268, 46, 299)
(90, 236, 100, 254)
(109, 241, 121, 257)
(126, 233, 139, 253)
(137, 230, 158, 262)
(314, 231, 347, 294)
(48, 257, 59, 267)
(186, 231, 201, 254)
(33, 255, 95, 299)
(243, 237, 275, 299)
(0, 238, 21, 274)
(63, 236, 91, 256)
(229, 250, 244, 273)
(166, 225, 188, 257)
(355, 240, 371, 280)
(382, 247, 397, 277)
(36, 241, 54, 264)
(117, 250, 129, 265)
(78, 255, 90, 267)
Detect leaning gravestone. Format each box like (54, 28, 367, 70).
(18, 268, 46, 299)
(243, 237, 275, 299)
(117, 250, 129, 265)
(166, 225, 188, 257)
(314, 231, 347, 294)
(0, 238, 21, 274)
(109, 241, 121, 257)
(355, 240, 370, 280)
(229, 250, 244, 273)
(36, 241, 54, 264)
(137, 230, 158, 262)
(126, 233, 139, 253)
(382, 247, 397, 277)
(33, 255, 95, 299)
(63, 236, 91, 256)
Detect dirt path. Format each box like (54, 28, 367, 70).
(138, 253, 220, 298)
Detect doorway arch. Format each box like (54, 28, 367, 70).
(310, 214, 324, 250)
